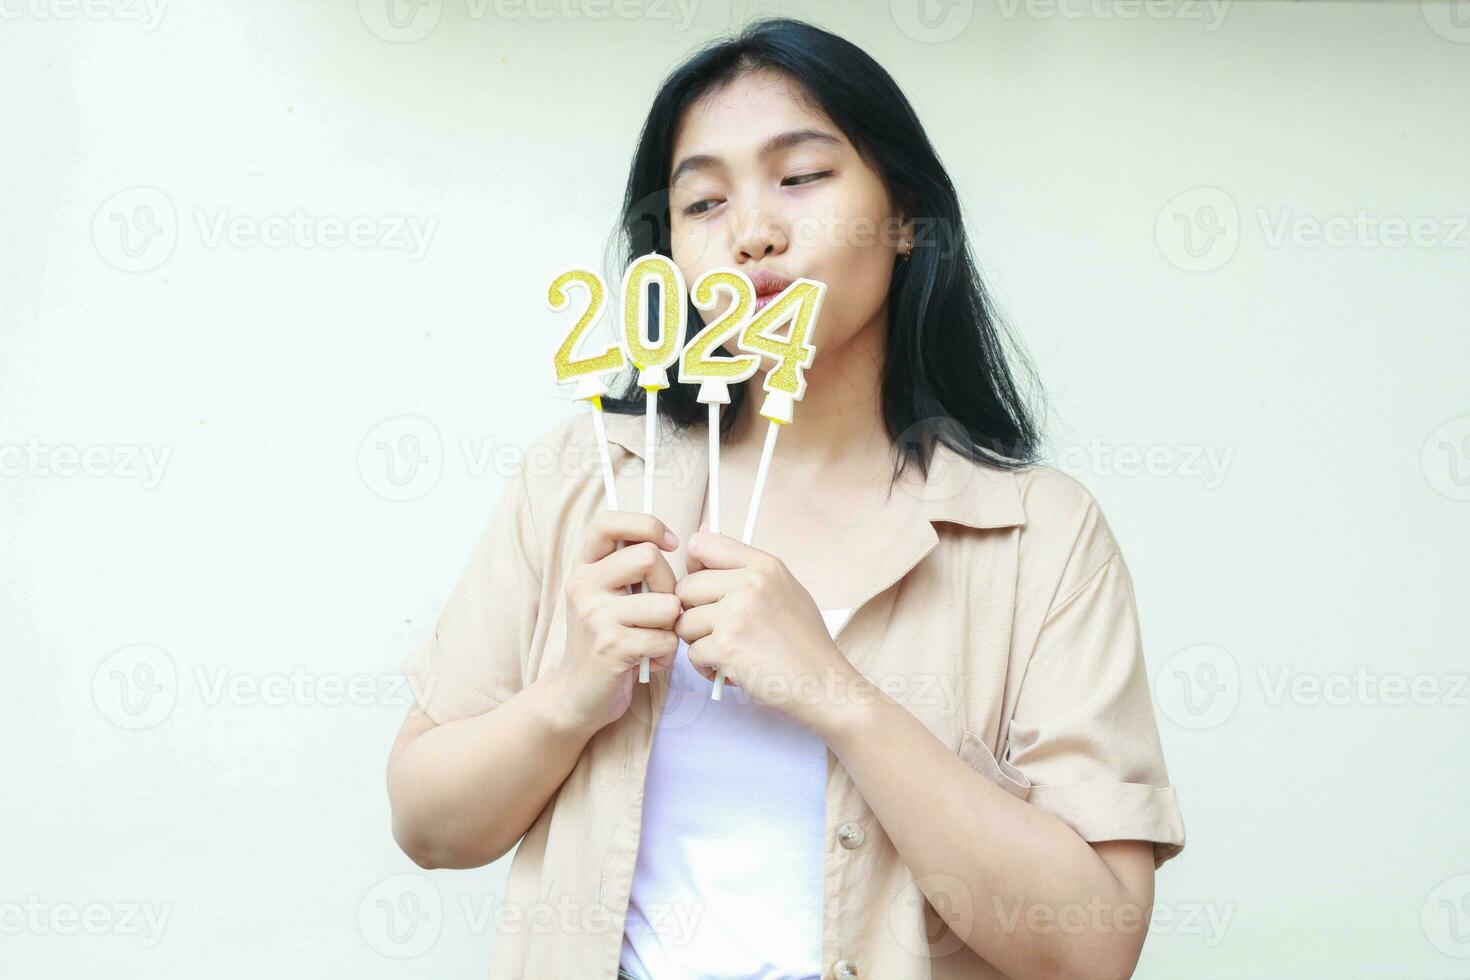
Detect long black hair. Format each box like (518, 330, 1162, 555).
(602, 16, 1045, 480)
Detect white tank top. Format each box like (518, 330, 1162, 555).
(619, 607, 855, 980)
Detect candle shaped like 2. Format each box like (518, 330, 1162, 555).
(548, 267, 627, 510)
(680, 268, 763, 538)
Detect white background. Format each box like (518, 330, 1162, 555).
(2, 0, 1467, 976)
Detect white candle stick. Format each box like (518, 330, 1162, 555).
(621, 254, 687, 684)
(634, 387, 659, 682)
(707, 402, 721, 535)
(709, 276, 826, 701)
(740, 419, 781, 546)
(710, 418, 782, 700)
(587, 395, 619, 511)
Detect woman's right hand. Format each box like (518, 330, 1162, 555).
(554, 511, 682, 734)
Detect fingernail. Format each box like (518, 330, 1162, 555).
(664, 531, 678, 549)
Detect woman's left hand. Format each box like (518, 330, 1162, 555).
(674, 530, 861, 734)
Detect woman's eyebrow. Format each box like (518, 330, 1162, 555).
(670, 128, 843, 188)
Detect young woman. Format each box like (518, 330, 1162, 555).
(387, 17, 1184, 980)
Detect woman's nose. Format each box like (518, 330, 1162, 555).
(731, 205, 788, 261)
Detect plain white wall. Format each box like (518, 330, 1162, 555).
(3, 0, 1466, 976)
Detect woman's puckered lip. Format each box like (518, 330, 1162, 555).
(747, 268, 795, 298)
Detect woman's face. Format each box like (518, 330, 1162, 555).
(667, 69, 911, 363)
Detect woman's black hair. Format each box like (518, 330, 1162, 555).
(601, 16, 1045, 481)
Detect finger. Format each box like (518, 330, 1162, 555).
(591, 541, 678, 593)
(686, 636, 728, 684)
(647, 644, 680, 673)
(610, 626, 680, 667)
(611, 591, 682, 629)
(582, 511, 679, 564)
(673, 603, 717, 644)
(685, 530, 765, 573)
(684, 521, 711, 573)
(674, 569, 746, 610)
(685, 636, 714, 681)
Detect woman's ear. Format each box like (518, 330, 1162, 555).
(893, 190, 918, 253)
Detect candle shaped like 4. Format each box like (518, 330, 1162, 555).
(709, 276, 826, 701)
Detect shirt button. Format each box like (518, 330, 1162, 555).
(833, 959, 859, 980)
(837, 821, 864, 849)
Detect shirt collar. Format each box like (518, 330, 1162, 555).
(599, 409, 1026, 532)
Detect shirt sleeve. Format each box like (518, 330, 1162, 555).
(1005, 549, 1186, 869)
(400, 466, 544, 724)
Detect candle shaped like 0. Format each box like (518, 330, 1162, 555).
(709, 276, 826, 701)
(548, 267, 627, 512)
(679, 268, 762, 538)
(620, 253, 688, 683)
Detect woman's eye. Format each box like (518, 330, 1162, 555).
(681, 173, 830, 216)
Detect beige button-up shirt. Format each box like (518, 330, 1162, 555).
(402, 409, 1186, 980)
